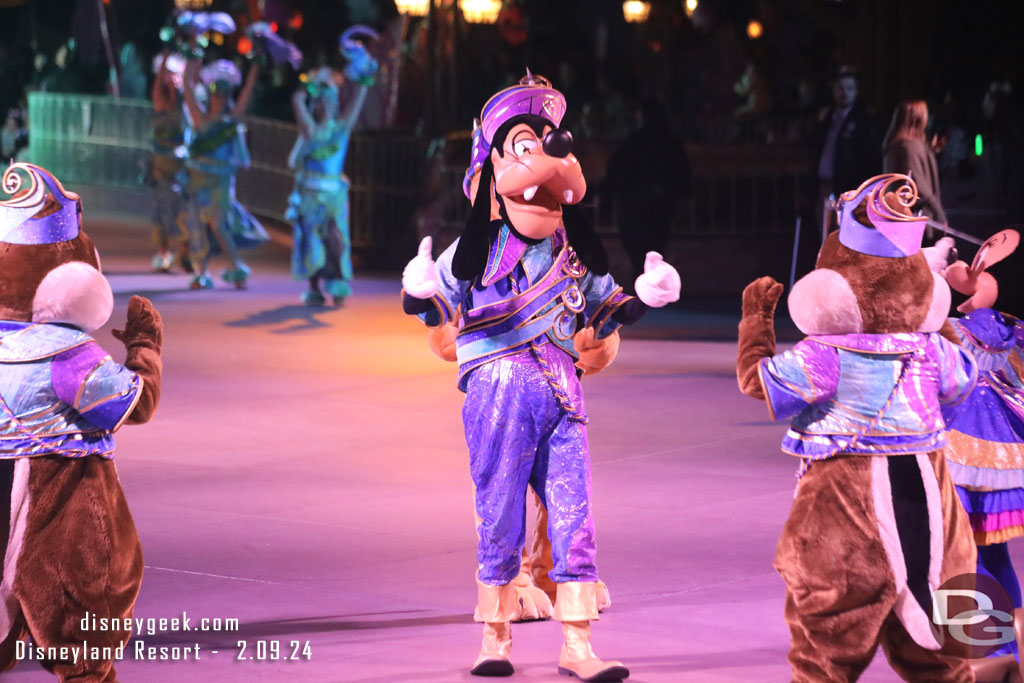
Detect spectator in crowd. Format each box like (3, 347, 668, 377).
(1, 108, 27, 160)
(603, 99, 692, 278)
(809, 69, 882, 230)
(882, 99, 947, 229)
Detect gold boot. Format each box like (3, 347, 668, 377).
(471, 580, 517, 677)
(553, 582, 629, 681)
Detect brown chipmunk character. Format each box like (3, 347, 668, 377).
(0, 163, 162, 682)
(736, 174, 979, 681)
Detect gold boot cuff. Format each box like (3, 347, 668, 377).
(553, 581, 601, 622)
(474, 579, 518, 623)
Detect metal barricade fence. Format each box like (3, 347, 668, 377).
(28, 91, 153, 188)
(27, 92, 807, 258)
(433, 139, 808, 240)
(28, 92, 427, 264)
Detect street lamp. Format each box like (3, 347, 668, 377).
(394, 0, 430, 16)
(622, 1, 651, 23)
(458, 0, 502, 24)
(683, 0, 697, 19)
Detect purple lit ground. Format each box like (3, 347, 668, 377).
(5, 211, 1006, 682)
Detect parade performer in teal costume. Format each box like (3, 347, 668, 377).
(149, 50, 190, 273)
(182, 57, 268, 290)
(287, 26, 378, 306)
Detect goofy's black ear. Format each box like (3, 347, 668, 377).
(452, 158, 494, 282)
(562, 203, 608, 275)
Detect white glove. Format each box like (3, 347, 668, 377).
(634, 252, 681, 307)
(922, 236, 955, 274)
(402, 236, 439, 299)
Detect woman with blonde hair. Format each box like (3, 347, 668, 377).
(883, 99, 948, 227)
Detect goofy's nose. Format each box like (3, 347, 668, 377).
(542, 128, 573, 158)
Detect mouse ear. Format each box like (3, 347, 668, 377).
(970, 228, 1019, 274)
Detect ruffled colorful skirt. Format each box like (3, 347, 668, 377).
(187, 170, 269, 259)
(286, 181, 352, 298)
(945, 381, 1024, 546)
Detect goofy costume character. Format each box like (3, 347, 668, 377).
(401, 73, 681, 681)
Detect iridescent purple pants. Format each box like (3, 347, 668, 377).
(463, 344, 599, 586)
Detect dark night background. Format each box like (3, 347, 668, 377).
(1, 0, 1022, 312)
(4, 1, 1024, 131)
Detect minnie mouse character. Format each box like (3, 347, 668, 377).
(925, 230, 1024, 682)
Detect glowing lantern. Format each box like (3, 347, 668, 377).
(747, 20, 763, 39)
(394, 0, 430, 16)
(459, 0, 502, 24)
(684, 0, 697, 18)
(622, 1, 651, 23)
(237, 36, 253, 55)
(288, 12, 304, 30)
(173, 0, 213, 8)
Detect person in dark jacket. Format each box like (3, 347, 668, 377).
(603, 99, 692, 278)
(810, 70, 882, 229)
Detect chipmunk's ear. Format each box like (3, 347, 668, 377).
(919, 270, 951, 331)
(32, 260, 113, 332)
(0, 161, 111, 330)
(788, 267, 863, 335)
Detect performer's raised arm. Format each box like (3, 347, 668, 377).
(231, 62, 260, 119)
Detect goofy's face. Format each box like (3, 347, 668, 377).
(453, 78, 608, 283)
(485, 119, 586, 240)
